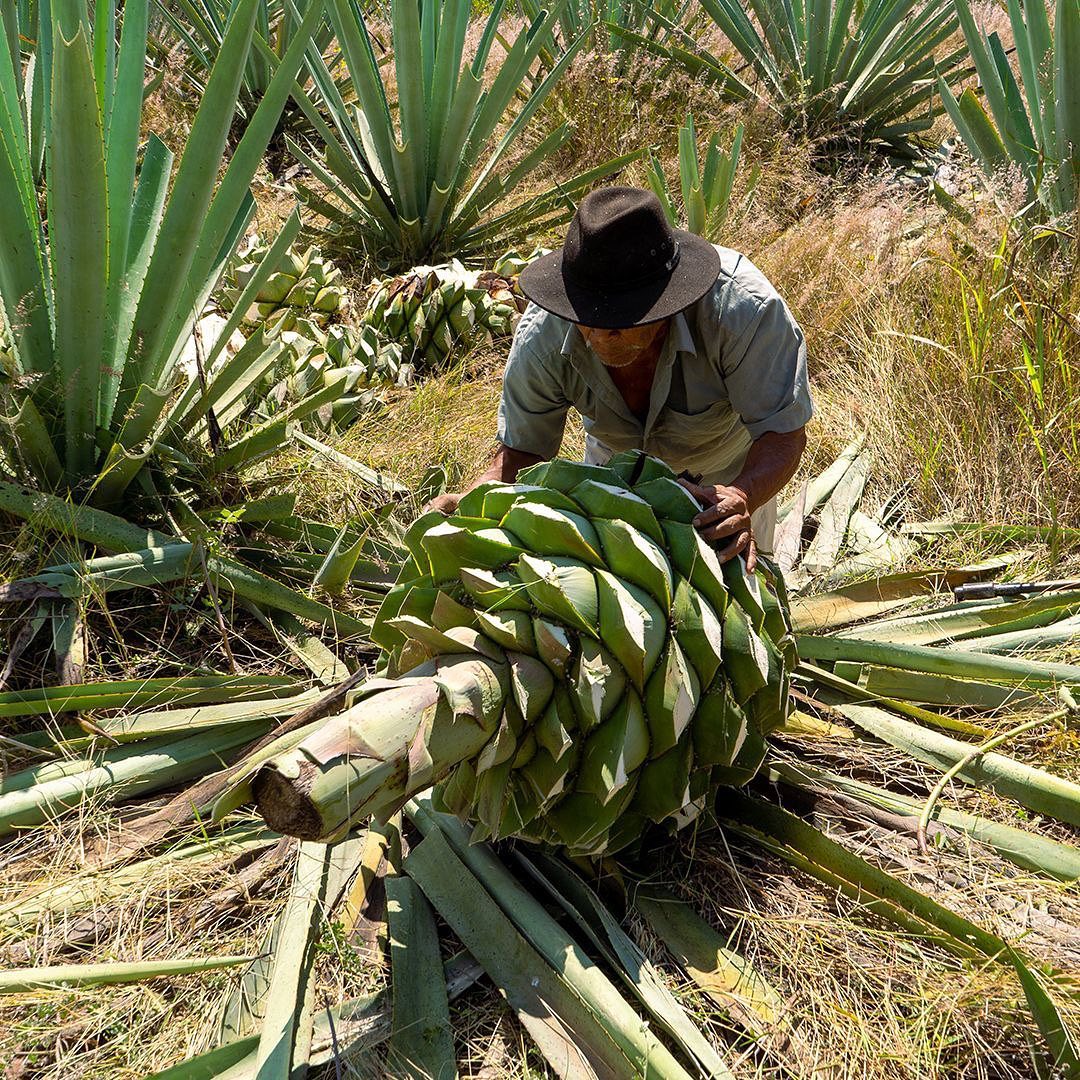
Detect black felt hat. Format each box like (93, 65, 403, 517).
(518, 186, 721, 329)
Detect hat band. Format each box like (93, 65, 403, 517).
(563, 241, 681, 291)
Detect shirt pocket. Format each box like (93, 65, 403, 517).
(647, 400, 745, 474)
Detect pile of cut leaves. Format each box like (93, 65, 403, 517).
(1, 447, 1078, 1078)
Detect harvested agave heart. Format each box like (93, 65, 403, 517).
(251, 451, 796, 856)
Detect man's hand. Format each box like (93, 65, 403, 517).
(679, 480, 757, 570)
(424, 491, 462, 516)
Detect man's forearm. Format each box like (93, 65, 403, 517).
(426, 444, 544, 513)
(473, 443, 545, 487)
(728, 427, 807, 512)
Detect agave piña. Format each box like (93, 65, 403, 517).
(249, 452, 795, 855)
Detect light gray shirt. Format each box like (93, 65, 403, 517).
(497, 245, 813, 488)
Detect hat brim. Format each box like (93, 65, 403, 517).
(517, 229, 720, 329)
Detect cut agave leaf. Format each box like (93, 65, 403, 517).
(671, 578, 725, 688)
(644, 640, 701, 758)
(502, 502, 604, 566)
(692, 680, 748, 767)
(745, 636, 788, 734)
(546, 784, 639, 853)
(507, 653, 555, 725)
(575, 691, 651, 804)
(519, 744, 577, 806)
(593, 517, 674, 612)
(596, 570, 667, 692)
(632, 737, 694, 821)
(517, 554, 599, 636)
(517, 459, 621, 492)
(421, 521, 523, 583)
(474, 609, 535, 653)
(455, 480, 508, 518)
(722, 556, 765, 629)
(532, 618, 573, 675)
(458, 567, 532, 612)
(569, 480, 665, 545)
(722, 602, 770, 703)
(482, 484, 582, 519)
(633, 476, 702, 523)
(709, 724, 766, 787)
(534, 692, 576, 763)
(662, 522, 729, 617)
(569, 640, 627, 732)
(607, 450, 677, 484)
(430, 591, 477, 632)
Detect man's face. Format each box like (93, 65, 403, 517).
(577, 320, 669, 368)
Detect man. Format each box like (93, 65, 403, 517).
(430, 186, 812, 569)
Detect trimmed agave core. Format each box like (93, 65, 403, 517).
(371, 451, 797, 856)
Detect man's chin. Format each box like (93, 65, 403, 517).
(598, 352, 642, 369)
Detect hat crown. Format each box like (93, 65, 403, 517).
(562, 187, 679, 291)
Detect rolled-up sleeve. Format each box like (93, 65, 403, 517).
(722, 295, 813, 439)
(496, 318, 570, 459)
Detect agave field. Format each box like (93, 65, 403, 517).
(1, 0, 1079, 1077)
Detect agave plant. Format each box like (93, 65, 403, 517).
(286, 0, 640, 267)
(155, 0, 334, 118)
(620, 0, 966, 155)
(0, 0, 330, 506)
(940, 0, 1079, 229)
(519, 0, 699, 68)
(646, 114, 757, 240)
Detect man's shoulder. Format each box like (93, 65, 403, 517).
(709, 245, 781, 311)
(511, 302, 572, 356)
